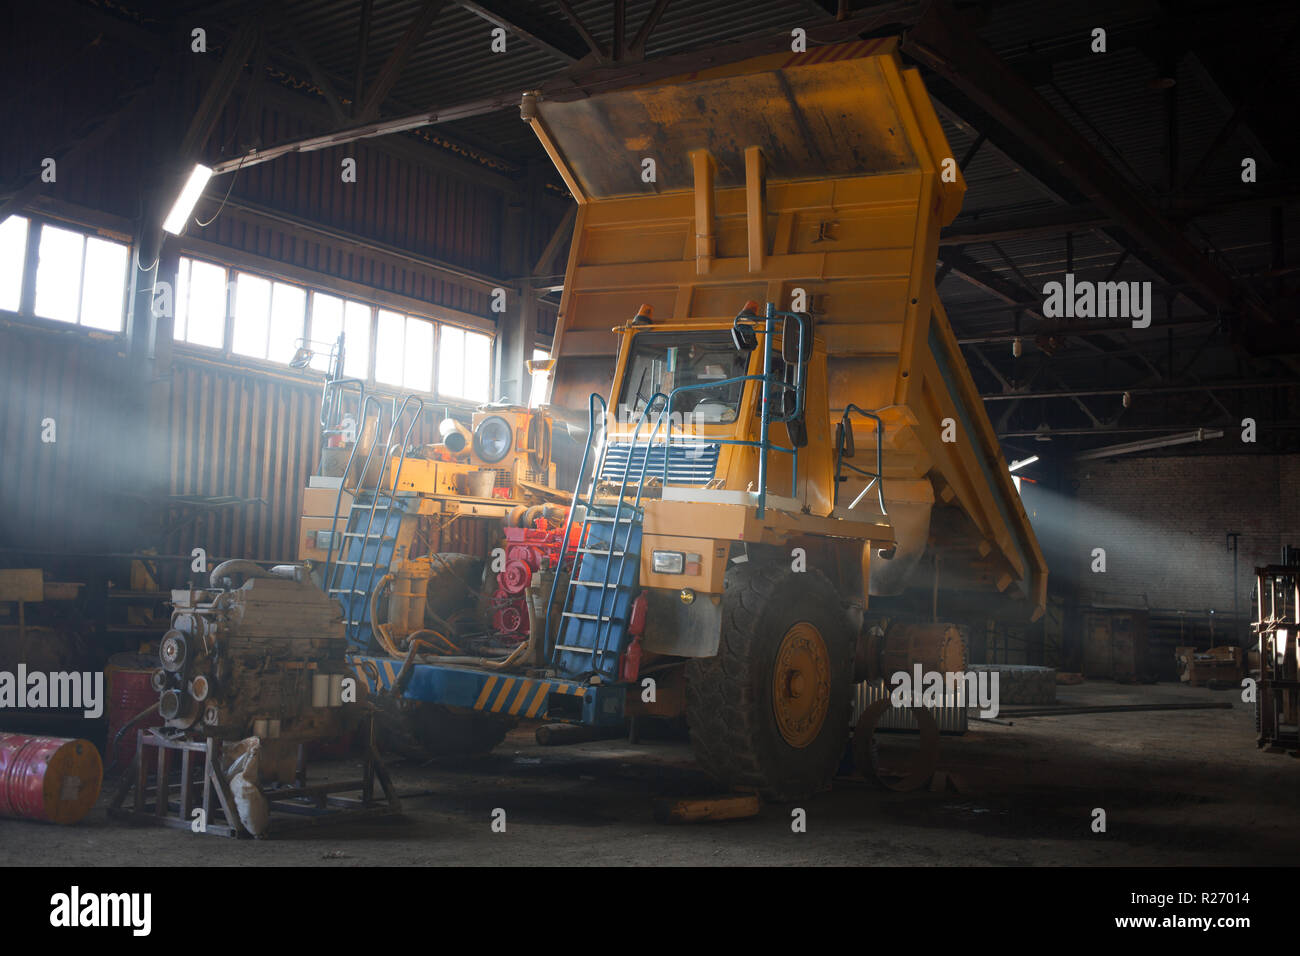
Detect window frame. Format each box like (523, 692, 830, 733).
(437, 323, 495, 404)
(169, 253, 494, 405)
(3, 216, 132, 336)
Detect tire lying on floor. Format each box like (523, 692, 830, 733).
(685, 562, 854, 802)
(374, 696, 513, 760)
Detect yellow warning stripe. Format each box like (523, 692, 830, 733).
(508, 682, 533, 716)
(491, 678, 517, 712)
(474, 675, 499, 710)
(525, 682, 551, 718)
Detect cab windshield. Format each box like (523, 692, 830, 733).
(617, 331, 750, 425)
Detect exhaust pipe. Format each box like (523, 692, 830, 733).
(438, 418, 473, 455)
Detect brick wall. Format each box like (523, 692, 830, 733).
(1054, 454, 1300, 614)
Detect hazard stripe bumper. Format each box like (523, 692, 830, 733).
(349, 656, 625, 727)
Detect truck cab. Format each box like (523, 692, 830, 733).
(600, 306, 841, 520)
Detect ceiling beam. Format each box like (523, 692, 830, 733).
(942, 206, 1109, 246)
(272, 8, 349, 126)
(939, 248, 1044, 320)
(613, 0, 626, 61)
(553, 0, 608, 60)
(207, 89, 519, 176)
(181, 14, 262, 158)
(358, 0, 446, 121)
(451, 0, 589, 62)
(352, 0, 374, 118)
(629, 0, 673, 56)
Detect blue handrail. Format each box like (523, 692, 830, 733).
(544, 392, 607, 664)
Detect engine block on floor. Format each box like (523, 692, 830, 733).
(156, 566, 358, 741)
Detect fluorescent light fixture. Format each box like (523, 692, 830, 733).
(1008, 455, 1039, 472)
(1075, 428, 1224, 461)
(162, 164, 214, 235)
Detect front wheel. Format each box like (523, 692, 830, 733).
(686, 563, 854, 801)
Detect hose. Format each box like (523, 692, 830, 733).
(106, 700, 161, 774)
(369, 574, 402, 658)
(371, 563, 525, 670)
(408, 628, 461, 655)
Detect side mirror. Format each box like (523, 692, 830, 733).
(732, 323, 757, 352)
(781, 313, 811, 366)
(836, 420, 855, 459)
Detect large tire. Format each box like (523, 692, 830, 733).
(686, 563, 854, 801)
(375, 698, 512, 760)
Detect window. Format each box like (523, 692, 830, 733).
(439, 325, 492, 403)
(160, 255, 491, 401)
(528, 347, 550, 408)
(230, 271, 306, 363)
(0, 215, 29, 312)
(175, 257, 227, 349)
(376, 310, 434, 391)
(309, 293, 370, 378)
(33, 223, 129, 331)
(618, 330, 747, 422)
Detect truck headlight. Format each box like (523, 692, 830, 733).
(652, 550, 685, 574)
(473, 415, 513, 463)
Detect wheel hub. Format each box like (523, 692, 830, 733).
(772, 622, 831, 748)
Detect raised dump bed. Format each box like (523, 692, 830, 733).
(526, 37, 1046, 618)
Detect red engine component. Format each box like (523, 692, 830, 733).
(491, 587, 527, 636)
(491, 513, 574, 640)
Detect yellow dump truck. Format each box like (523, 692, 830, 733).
(515, 37, 1048, 797)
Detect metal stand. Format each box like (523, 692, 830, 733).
(108, 716, 400, 837)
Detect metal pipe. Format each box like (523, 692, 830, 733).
(1073, 428, 1225, 460)
(983, 380, 1285, 401)
(757, 304, 774, 519)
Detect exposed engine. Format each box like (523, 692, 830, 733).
(155, 561, 359, 741)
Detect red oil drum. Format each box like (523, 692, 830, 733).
(0, 733, 102, 824)
(105, 653, 163, 773)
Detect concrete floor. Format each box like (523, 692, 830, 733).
(3, 680, 1297, 866)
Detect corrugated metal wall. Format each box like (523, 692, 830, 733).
(159, 359, 323, 564)
(0, 327, 144, 554)
(157, 357, 492, 567)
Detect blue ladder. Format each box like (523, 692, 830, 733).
(321, 393, 425, 652)
(327, 493, 411, 651)
(551, 503, 643, 680)
(548, 391, 674, 681)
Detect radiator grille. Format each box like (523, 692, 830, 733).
(598, 442, 720, 485)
